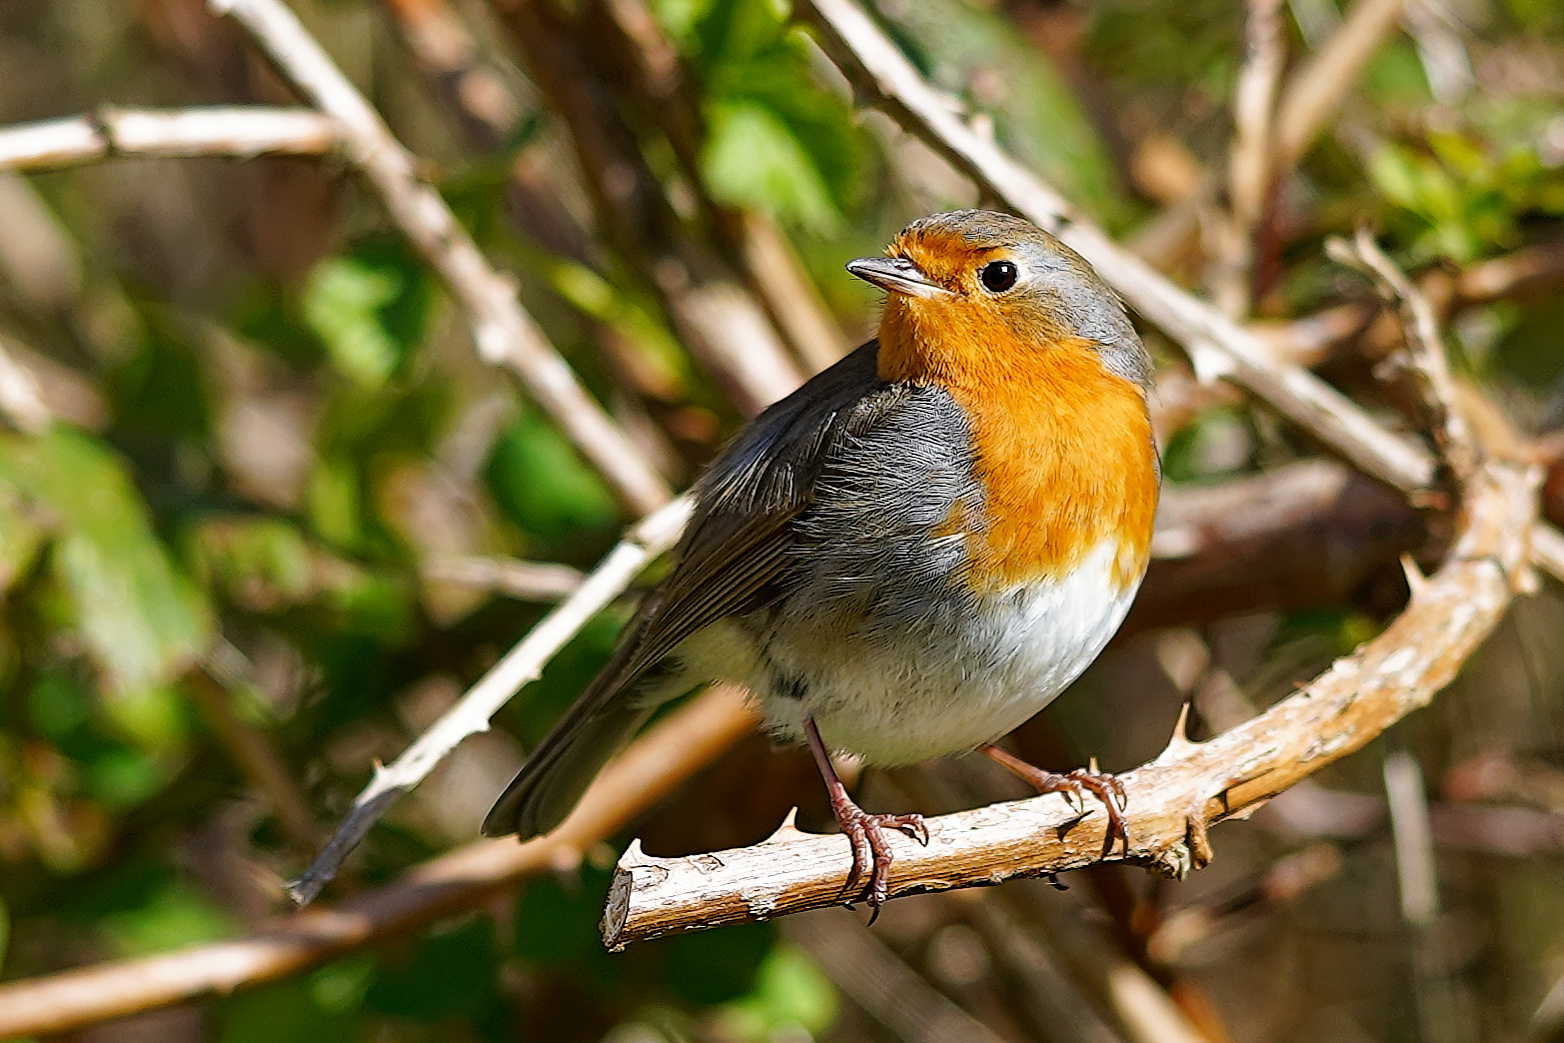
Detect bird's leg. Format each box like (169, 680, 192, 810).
(981, 743, 1129, 854)
(802, 715, 928, 917)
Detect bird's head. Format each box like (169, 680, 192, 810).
(847, 210, 1151, 394)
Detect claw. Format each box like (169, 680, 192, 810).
(981, 744, 1130, 856)
(829, 798, 927, 912)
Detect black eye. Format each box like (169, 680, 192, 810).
(980, 260, 1018, 293)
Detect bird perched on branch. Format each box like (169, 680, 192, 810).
(484, 209, 1159, 911)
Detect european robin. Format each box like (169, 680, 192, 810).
(484, 209, 1159, 910)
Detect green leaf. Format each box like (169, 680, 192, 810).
(716, 943, 838, 1041)
(304, 257, 404, 389)
(100, 878, 235, 956)
(0, 429, 212, 741)
(486, 412, 619, 545)
(703, 98, 845, 234)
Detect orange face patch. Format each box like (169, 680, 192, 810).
(874, 231, 1157, 594)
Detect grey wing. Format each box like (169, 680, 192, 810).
(482, 342, 895, 837)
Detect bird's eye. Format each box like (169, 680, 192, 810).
(979, 260, 1019, 293)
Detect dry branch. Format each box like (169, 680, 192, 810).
(1214, 0, 1286, 316)
(287, 495, 692, 904)
(209, 0, 670, 515)
(0, 685, 758, 1039)
(1274, 0, 1409, 169)
(603, 462, 1538, 947)
(0, 106, 340, 170)
(1334, 229, 1480, 482)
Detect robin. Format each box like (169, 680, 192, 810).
(484, 209, 1159, 910)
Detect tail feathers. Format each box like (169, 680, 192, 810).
(481, 700, 654, 839)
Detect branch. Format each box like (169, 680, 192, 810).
(0, 106, 340, 170)
(1331, 229, 1481, 482)
(603, 460, 1537, 947)
(1273, 0, 1409, 171)
(208, 0, 671, 515)
(1212, 0, 1285, 316)
(0, 684, 758, 1039)
(286, 495, 692, 904)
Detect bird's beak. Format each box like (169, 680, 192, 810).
(846, 256, 953, 300)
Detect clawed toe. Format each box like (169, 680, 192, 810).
(833, 805, 928, 916)
(980, 744, 1130, 855)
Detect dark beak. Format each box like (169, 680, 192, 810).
(845, 256, 952, 300)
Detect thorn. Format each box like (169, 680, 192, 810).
(616, 838, 649, 870)
(1088, 755, 1100, 775)
(1401, 554, 1428, 598)
(1156, 703, 1200, 763)
(765, 807, 807, 843)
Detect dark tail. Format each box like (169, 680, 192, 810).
(481, 696, 653, 839)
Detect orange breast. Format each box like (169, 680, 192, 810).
(879, 300, 1158, 594)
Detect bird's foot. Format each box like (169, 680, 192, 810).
(828, 794, 928, 920)
(1029, 767, 1128, 853)
(982, 745, 1128, 854)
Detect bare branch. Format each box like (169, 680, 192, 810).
(0, 685, 758, 1039)
(1332, 229, 1481, 481)
(0, 106, 340, 170)
(1213, 0, 1286, 316)
(1274, 0, 1409, 170)
(208, 0, 671, 515)
(286, 495, 693, 905)
(603, 461, 1538, 947)
(420, 554, 585, 602)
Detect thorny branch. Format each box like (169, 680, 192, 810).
(604, 460, 1539, 947)
(286, 495, 693, 904)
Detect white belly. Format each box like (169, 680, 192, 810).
(676, 538, 1139, 765)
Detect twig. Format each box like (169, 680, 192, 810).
(0, 684, 757, 1039)
(0, 332, 55, 434)
(1273, 0, 1409, 171)
(0, 106, 340, 170)
(1384, 750, 1477, 1043)
(209, 0, 671, 515)
(286, 495, 692, 904)
(1332, 229, 1480, 481)
(420, 554, 584, 602)
(1214, 0, 1286, 316)
(602, 460, 1537, 946)
(1384, 751, 1439, 927)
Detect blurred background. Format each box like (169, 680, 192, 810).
(2, 0, 1564, 1039)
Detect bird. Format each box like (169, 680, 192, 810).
(483, 209, 1160, 911)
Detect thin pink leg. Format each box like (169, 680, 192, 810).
(803, 716, 928, 917)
